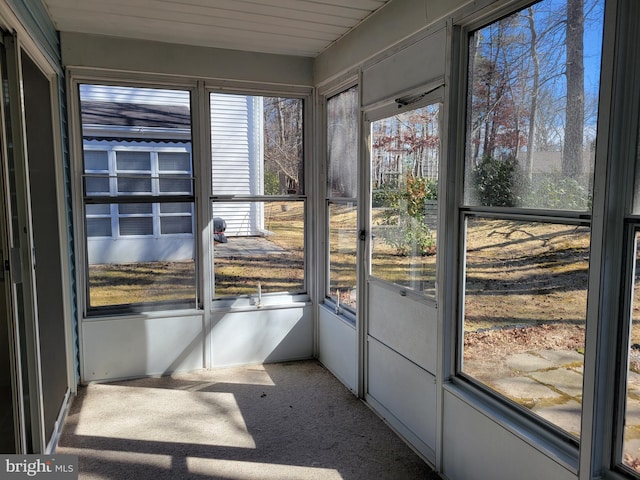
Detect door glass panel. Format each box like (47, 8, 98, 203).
(1, 35, 29, 453)
(0, 166, 16, 453)
(0, 265, 15, 453)
(370, 103, 439, 297)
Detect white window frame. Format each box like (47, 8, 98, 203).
(323, 82, 361, 322)
(206, 85, 313, 309)
(443, 0, 613, 474)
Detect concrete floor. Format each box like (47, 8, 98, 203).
(57, 360, 440, 480)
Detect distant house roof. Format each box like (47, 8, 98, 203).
(81, 101, 191, 142)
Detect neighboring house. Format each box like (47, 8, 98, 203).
(81, 85, 264, 264)
(516, 150, 595, 177)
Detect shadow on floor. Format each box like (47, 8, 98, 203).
(57, 360, 440, 480)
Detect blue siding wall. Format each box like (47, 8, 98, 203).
(7, 0, 60, 66)
(58, 75, 78, 381)
(8, 0, 78, 379)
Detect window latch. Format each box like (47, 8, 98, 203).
(359, 230, 366, 241)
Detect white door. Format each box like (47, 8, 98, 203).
(364, 99, 442, 462)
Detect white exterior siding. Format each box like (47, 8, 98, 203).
(211, 93, 264, 236)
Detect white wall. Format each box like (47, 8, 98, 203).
(210, 306, 313, 367)
(314, 0, 469, 84)
(442, 389, 577, 480)
(318, 307, 357, 392)
(81, 312, 205, 382)
(61, 32, 313, 87)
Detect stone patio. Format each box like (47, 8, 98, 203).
(494, 349, 637, 437)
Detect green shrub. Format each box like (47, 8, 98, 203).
(472, 156, 523, 207)
(375, 175, 437, 256)
(524, 172, 590, 210)
(264, 171, 280, 195)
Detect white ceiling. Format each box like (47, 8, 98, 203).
(43, 0, 391, 57)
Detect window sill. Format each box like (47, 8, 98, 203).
(210, 294, 311, 313)
(83, 307, 202, 322)
(320, 301, 356, 327)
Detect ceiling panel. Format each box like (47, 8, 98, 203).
(43, 0, 391, 57)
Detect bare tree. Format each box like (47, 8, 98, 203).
(563, 0, 585, 178)
(525, 6, 540, 179)
(263, 97, 303, 194)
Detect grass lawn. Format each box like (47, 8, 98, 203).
(87, 207, 639, 348)
(89, 261, 196, 307)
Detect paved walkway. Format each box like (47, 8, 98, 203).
(497, 350, 640, 440)
(214, 236, 285, 257)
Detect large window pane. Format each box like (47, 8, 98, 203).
(212, 201, 304, 298)
(463, 0, 603, 211)
(462, 217, 589, 437)
(80, 84, 195, 311)
(85, 201, 196, 308)
(370, 104, 439, 296)
(210, 93, 303, 196)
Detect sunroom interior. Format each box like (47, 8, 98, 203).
(2, 0, 640, 479)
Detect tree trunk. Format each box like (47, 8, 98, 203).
(526, 7, 540, 180)
(563, 0, 584, 178)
